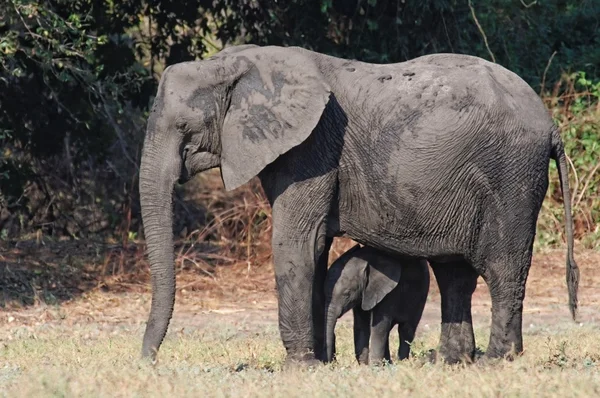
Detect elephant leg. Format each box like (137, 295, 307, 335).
(482, 251, 532, 360)
(314, 237, 333, 361)
(260, 157, 337, 366)
(398, 323, 415, 360)
(272, 230, 324, 363)
(353, 307, 371, 365)
(370, 312, 393, 365)
(269, 205, 333, 366)
(327, 331, 337, 363)
(430, 260, 478, 364)
(384, 336, 391, 363)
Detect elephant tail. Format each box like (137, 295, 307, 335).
(550, 126, 579, 321)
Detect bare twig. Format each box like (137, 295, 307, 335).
(520, 0, 537, 8)
(12, 1, 41, 43)
(97, 85, 139, 171)
(441, 12, 454, 53)
(63, 131, 75, 183)
(468, 0, 496, 63)
(105, 160, 125, 180)
(540, 51, 557, 95)
(41, 73, 81, 124)
(179, 256, 218, 282)
(542, 202, 562, 234)
(576, 161, 600, 208)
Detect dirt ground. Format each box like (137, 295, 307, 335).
(1, 240, 599, 342)
(2, 241, 600, 397)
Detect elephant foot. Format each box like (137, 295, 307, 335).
(410, 350, 441, 367)
(353, 345, 369, 365)
(282, 351, 323, 371)
(481, 342, 522, 364)
(140, 356, 158, 367)
(474, 355, 506, 368)
(426, 349, 475, 365)
(314, 345, 326, 362)
(426, 349, 439, 364)
(140, 347, 159, 366)
(370, 358, 393, 367)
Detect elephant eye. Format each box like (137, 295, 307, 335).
(176, 120, 188, 130)
(183, 144, 195, 158)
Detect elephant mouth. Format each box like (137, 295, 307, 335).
(179, 151, 221, 184)
(177, 174, 191, 185)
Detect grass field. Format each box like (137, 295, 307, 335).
(2, 315, 600, 397)
(2, 246, 600, 397)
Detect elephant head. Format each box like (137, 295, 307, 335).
(324, 245, 403, 362)
(139, 46, 331, 360)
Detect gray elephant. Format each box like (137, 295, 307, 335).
(138, 44, 579, 365)
(324, 244, 429, 365)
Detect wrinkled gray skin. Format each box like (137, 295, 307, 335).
(139, 44, 579, 365)
(324, 245, 430, 365)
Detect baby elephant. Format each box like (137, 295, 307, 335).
(324, 244, 430, 364)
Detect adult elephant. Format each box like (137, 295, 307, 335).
(139, 44, 579, 365)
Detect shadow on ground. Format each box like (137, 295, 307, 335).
(0, 239, 155, 308)
(0, 235, 273, 310)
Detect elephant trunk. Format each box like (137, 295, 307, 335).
(139, 131, 182, 361)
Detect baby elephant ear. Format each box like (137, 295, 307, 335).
(220, 46, 331, 191)
(361, 255, 402, 312)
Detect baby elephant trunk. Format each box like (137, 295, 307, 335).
(325, 302, 342, 362)
(323, 243, 363, 362)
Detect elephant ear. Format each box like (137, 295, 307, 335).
(361, 255, 402, 312)
(220, 46, 331, 191)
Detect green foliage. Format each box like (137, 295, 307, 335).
(536, 72, 600, 248)
(0, 0, 598, 247)
(226, 0, 599, 88)
(0, 0, 149, 156)
(0, 0, 153, 237)
(560, 73, 600, 176)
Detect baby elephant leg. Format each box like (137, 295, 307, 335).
(370, 312, 393, 365)
(353, 307, 371, 365)
(398, 323, 416, 360)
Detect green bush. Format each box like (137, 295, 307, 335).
(537, 72, 600, 249)
(1, 0, 598, 252)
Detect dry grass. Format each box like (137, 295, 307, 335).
(1, 129, 598, 396)
(0, 168, 359, 310)
(1, 249, 599, 397)
(2, 317, 600, 397)
(1, 246, 599, 397)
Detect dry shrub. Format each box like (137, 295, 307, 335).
(173, 169, 360, 279)
(328, 237, 360, 265)
(173, 170, 272, 276)
(538, 72, 600, 249)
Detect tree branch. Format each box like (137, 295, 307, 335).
(520, 0, 537, 8)
(468, 0, 496, 63)
(540, 51, 557, 95)
(97, 85, 139, 172)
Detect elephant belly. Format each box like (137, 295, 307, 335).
(339, 199, 475, 259)
(335, 159, 487, 260)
